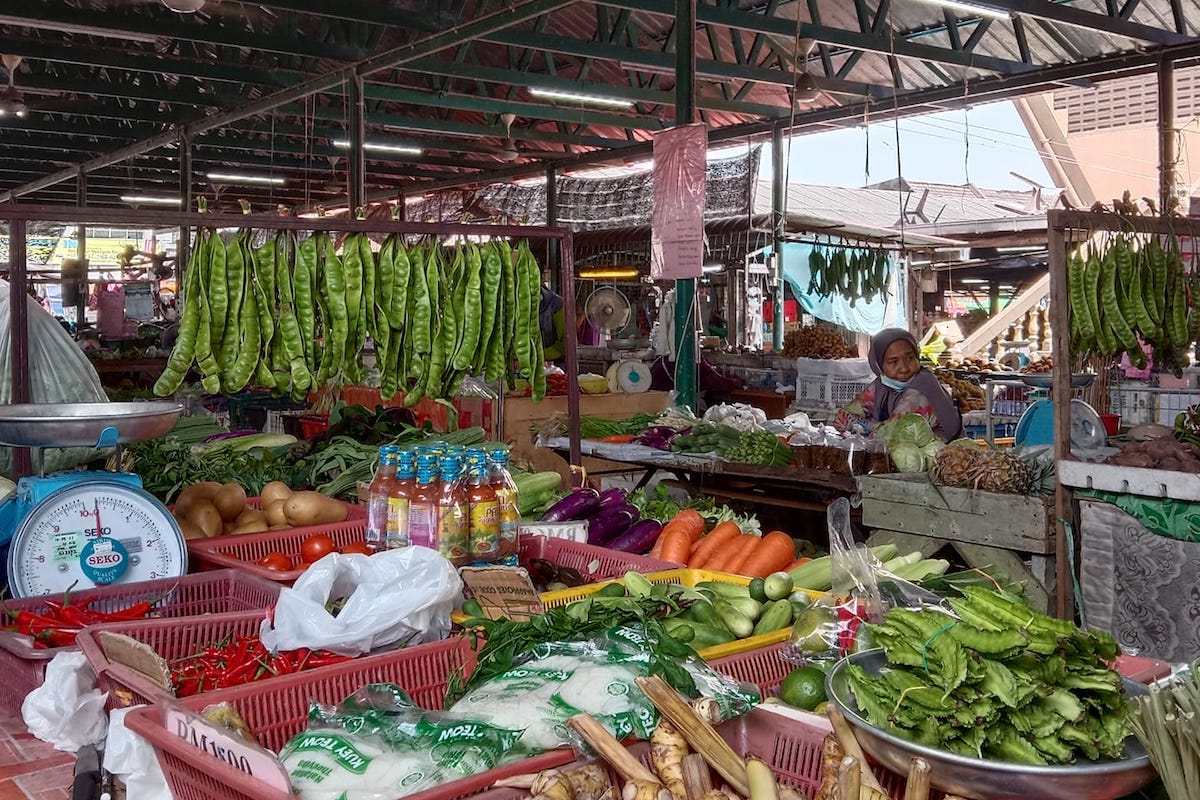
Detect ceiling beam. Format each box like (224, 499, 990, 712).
(12, 72, 249, 108)
(982, 0, 1192, 45)
(0, 0, 577, 204)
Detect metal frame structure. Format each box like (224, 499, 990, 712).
(0, 204, 582, 476)
(1047, 208, 1200, 620)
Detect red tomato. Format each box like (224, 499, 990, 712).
(257, 552, 292, 572)
(341, 541, 372, 556)
(300, 533, 336, 563)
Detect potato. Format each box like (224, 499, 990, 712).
(283, 491, 349, 527)
(231, 519, 269, 535)
(268, 524, 291, 531)
(235, 508, 267, 527)
(260, 481, 292, 507)
(263, 499, 289, 528)
(213, 483, 248, 522)
(187, 500, 224, 538)
(175, 481, 223, 516)
(178, 519, 209, 540)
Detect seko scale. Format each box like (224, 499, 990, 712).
(0, 403, 188, 598)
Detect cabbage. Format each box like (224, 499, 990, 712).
(877, 413, 943, 473)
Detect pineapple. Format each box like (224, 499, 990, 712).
(931, 439, 985, 487)
(975, 450, 1035, 494)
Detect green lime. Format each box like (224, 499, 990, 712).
(780, 665, 828, 711)
(791, 606, 838, 655)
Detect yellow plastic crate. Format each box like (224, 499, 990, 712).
(539, 569, 823, 661)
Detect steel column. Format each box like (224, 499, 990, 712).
(771, 123, 785, 353)
(673, 0, 698, 411)
(348, 74, 366, 211)
(1048, 215, 1072, 621)
(1158, 57, 1177, 214)
(75, 171, 88, 329)
(546, 165, 559, 292)
(179, 136, 192, 282)
(9, 218, 31, 477)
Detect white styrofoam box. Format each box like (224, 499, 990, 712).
(795, 357, 872, 381)
(1059, 459, 1200, 501)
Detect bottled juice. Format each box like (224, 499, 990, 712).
(407, 454, 441, 551)
(436, 457, 469, 565)
(364, 446, 398, 553)
(387, 450, 416, 549)
(488, 449, 520, 564)
(467, 453, 500, 562)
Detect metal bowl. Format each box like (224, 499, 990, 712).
(0, 402, 183, 448)
(826, 650, 1157, 800)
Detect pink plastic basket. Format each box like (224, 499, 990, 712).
(517, 535, 677, 579)
(0, 569, 280, 715)
(708, 641, 793, 698)
(124, 636, 578, 800)
(186, 517, 368, 583)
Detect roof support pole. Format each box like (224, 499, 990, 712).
(8, 217, 30, 477)
(771, 122, 785, 353)
(347, 74, 365, 211)
(1158, 57, 1177, 214)
(179, 136, 192, 279)
(75, 170, 88, 331)
(546, 165, 559, 293)
(673, 0, 698, 411)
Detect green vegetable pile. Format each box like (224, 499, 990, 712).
(808, 246, 891, 305)
(154, 224, 549, 402)
(877, 413, 943, 473)
(718, 429, 794, 466)
(671, 423, 742, 454)
(628, 484, 761, 534)
(1174, 406, 1200, 447)
(849, 587, 1128, 765)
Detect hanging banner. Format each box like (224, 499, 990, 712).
(651, 123, 707, 280)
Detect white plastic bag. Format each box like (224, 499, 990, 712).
(21, 651, 107, 752)
(259, 548, 463, 656)
(103, 706, 171, 800)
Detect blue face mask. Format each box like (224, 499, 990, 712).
(880, 375, 911, 392)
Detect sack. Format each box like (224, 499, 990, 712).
(259, 548, 463, 656)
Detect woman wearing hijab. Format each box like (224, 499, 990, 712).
(834, 328, 963, 442)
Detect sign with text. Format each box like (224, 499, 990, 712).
(164, 703, 291, 793)
(459, 566, 544, 620)
(651, 124, 707, 280)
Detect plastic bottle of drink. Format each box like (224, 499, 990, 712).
(407, 454, 441, 551)
(466, 452, 500, 563)
(488, 449, 520, 565)
(387, 450, 417, 549)
(436, 457, 469, 565)
(364, 446, 398, 552)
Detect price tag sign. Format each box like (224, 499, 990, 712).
(459, 566, 544, 621)
(163, 703, 292, 793)
(518, 521, 588, 543)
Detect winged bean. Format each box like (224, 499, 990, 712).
(154, 230, 207, 396)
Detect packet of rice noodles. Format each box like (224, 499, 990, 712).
(279, 683, 524, 800)
(449, 624, 759, 754)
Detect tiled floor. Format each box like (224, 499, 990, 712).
(0, 715, 72, 800)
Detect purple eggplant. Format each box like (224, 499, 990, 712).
(586, 508, 636, 546)
(595, 487, 628, 512)
(606, 519, 664, 554)
(540, 488, 600, 522)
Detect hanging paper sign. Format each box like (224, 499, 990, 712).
(651, 124, 707, 280)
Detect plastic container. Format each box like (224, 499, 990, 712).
(708, 641, 793, 698)
(124, 636, 579, 800)
(1100, 413, 1121, 436)
(297, 413, 329, 439)
(186, 516, 369, 583)
(0, 569, 280, 715)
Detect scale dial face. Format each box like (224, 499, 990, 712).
(8, 479, 187, 598)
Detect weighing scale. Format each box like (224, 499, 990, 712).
(0, 403, 188, 598)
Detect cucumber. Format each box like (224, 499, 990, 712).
(663, 618, 696, 642)
(752, 599, 794, 636)
(715, 600, 756, 638)
(682, 600, 726, 630)
(764, 572, 794, 601)
(689, 622, 737, 650)
(725, 596, 764, 621)
(748, 577, 768, 604)
(695, 580, 752, 599)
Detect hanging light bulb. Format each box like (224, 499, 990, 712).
(161, 0, 206, 13)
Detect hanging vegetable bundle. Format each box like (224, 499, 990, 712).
(807, 246, 891, 305)
(154, 225, 548, 402)
(1066, 230, 1196, 375)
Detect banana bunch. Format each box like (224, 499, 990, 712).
(807, 247, 891, 305)
(1068, 232, 1195, 376)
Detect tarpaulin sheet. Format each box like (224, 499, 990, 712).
(765, 242, 905, 336)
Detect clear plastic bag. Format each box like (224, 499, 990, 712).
(259, 547, 463, 656)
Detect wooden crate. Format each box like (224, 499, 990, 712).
(857, 473, 1054, 554)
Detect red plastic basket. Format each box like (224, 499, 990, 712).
(0, 569, 280, 715)
(517, 535, 678, 579)
(124, 636, 579, 800)
(708, 641, 793, 699)
(187, 516, 368, 583)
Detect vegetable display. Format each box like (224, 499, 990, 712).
(169, 633, 351, 696)
(1067, 228, 1195, 374)
(1127, 657, 1200, 800)
(3, 590, 158, 648)
(876, 414, 943, 473)
(170, 480, 350, 540)
(807, 246, 892, 305)
(780, 324, 859, 359)
(1103, 436, 1200, 473)
(848, 587, 1128, 765)
(154, 224, 549, 402)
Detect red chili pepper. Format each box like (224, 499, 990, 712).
(270, 652, 297, 676)
(34, 628, 80, 647)
(95, 600, 154, 622)
(303, 651, 352, 669)
(56, 604, 99, 628)
(9, 610, 72, 635)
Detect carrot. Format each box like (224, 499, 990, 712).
(708, 534, 760, 574)
(738, 531, 797, 578)
(600, 434, 635, 443)
(649, 534, 665, 559)
(686, 521, 741, 569)
(783, 557, 811, 572)
(672, 509, 706, 542)
(657, 527, 693, 565)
